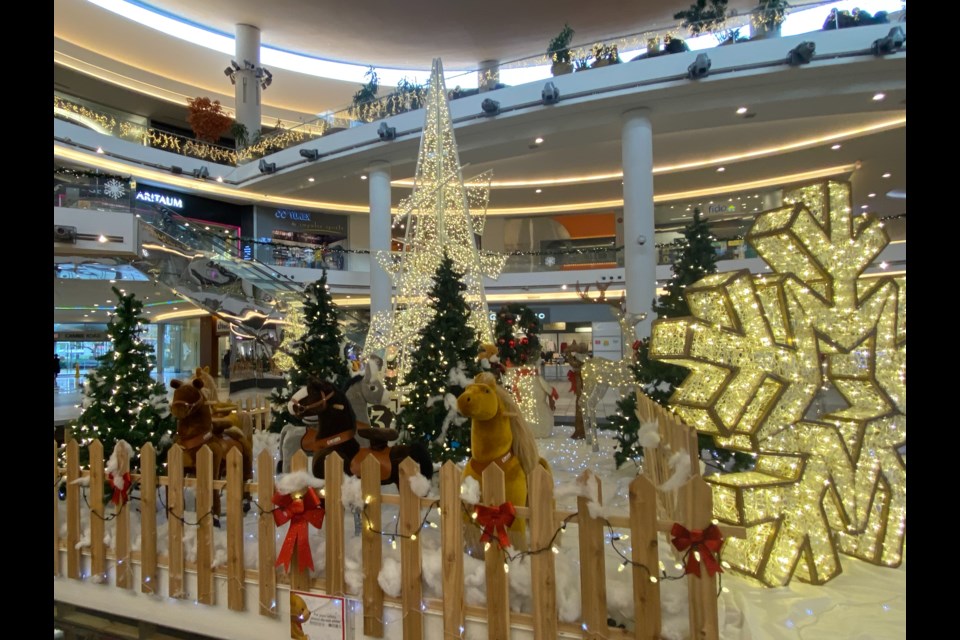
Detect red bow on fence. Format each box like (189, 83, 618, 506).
(273, 487, 325, 572)
(670, 523, 724, 577)
(107, 472, 132, 506)
(475, 502, 516, 549)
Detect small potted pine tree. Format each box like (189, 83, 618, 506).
(674, 0, 729, 37)
(752, 0, 789, 39)
(548, 24, 575, 76)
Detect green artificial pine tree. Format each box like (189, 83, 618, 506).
(494, 304, 542, 367)
(614, 209, 753, 471)
(400, 253, 481, 462)
(270, 272, 351, 432)
(71, 288, 176, 466)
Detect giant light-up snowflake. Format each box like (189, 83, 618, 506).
(650, 180, 905, 586)
(103, 179, 126, 200)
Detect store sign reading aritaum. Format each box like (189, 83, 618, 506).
(136, 191, 184, 209)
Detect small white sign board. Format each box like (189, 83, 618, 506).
(289, 591, 345, 640)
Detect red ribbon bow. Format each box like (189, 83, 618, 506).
(475, 502, 516, 549)
(107, 472, 132, 506)
(567, 369, 579, 393)
(273, 487, 325, 572)
(670, 523, 724, 577)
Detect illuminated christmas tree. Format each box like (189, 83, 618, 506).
(365, 57, 505, 397)
(269, 272, 350, 432)
(71, 288, 175, 465)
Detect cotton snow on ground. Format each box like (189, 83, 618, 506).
(58, 427, 905, 639)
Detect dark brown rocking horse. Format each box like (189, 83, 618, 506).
(169, 377, 253, 523)
(294, 378, 434, 486)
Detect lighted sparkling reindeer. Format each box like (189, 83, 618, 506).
(576, 282, 647, 451)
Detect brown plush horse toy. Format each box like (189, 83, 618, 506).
(170, 377, 253, 523)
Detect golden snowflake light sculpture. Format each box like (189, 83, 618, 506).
(365, 58, 505, 392)
(649, 180, 905, 586)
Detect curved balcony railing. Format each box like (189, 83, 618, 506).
(53, 2, 905, 165)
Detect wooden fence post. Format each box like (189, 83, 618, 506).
(399, 457, 423, 640)
(140, 444, 157, 594)
(577, 470, 607, 640)
(440, 462, 464, 639)
(289, 450, 311, 591)
(481, 463, 510, 640)
(362, 455, 385, 638)
(54, 441, 60, 577)
(196, 446, 214, 605)
(66, 439, 80, 580)
(115, 454, 132, 590)
(167, 445, 185, 599)
(681, 477, 719, 640)
(324, 453, 345, 596)
(629, 475, 661, 640)
(227, 448, 245, 612)
(257, 449, 278, 617)
(529, 466, 558, 640)
(89, 440, 106, 583)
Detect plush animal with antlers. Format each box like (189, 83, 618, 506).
(576, 282, 647, 451)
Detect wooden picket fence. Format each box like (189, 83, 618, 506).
(54, 437, 739, 639)
(238, 395, 272, 435)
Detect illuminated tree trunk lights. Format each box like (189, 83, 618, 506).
(650, 180, 905, 586)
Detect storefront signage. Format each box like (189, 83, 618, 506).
(259, 207, 347, 236)
(136, 190, 184, 209)
(54, 330, 108, 341)
(275, 209, 313, 221)
(708, 204, 737, 214)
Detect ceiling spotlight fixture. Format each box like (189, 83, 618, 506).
(378, 121, 397, 141)
(687, 53, 711, 80)
(541, 81, 560, 105)
(831, 144, 841, 150)
(736, 106, 748, 115)
(872, 92, 886, 101)
(300, 149, 322, 161)
(535, 188, 542, 194)
(481, 98, 501, 116)
(717, 167, 726, 172)
(535, 137, 544, 144)
(308, 177, 315, 182)
(861, 205, 869, 209)
(868, 192, 876, 198)
(361, 175, 368, 180)
(882, 172, 891, 178)
(872, 27, 906, 56)
(787, 42, 816, 65)
(258, 159, 277, 174)
(193, 166, 209, 179)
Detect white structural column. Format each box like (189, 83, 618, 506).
(368, 161, 392, 319)
(234, 24, 262, 137)
(621, 109, 656, 338)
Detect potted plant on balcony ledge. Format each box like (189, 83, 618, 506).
(674, 0, 729, 37)
(548, 24, 575, 76)
(590, 44, 621, 68)
(752, 0, 789, 39)
(187, 97, 233, 143)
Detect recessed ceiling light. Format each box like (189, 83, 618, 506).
(360, 175, 368, 180)
(346, 295, 351, 298)
(880, 261, 889, 270)
(717, 167, 725, 172)
(98, 235, 108, 243)
(308, 177, 315, 182)
(868, 193, 876, 198)
(173, 307, 179, 311)
(861, 205, 869, 210)
(204, 226, 210, 230)
(831, 144, 841, 150)
(535, 189, 542, 194)
(872, 92, 886, 101)
(106, 300, 113, 303)
(882, 172, 891, 178)
(534, 137, 544, 144)
(736, 107, 748, 115)
(886, 189, 906, 199)
(561, 284, 567, 290)
(109, 279, 116, 284)
(216, 176, 224, 182)
(96, 147, 104, 154)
